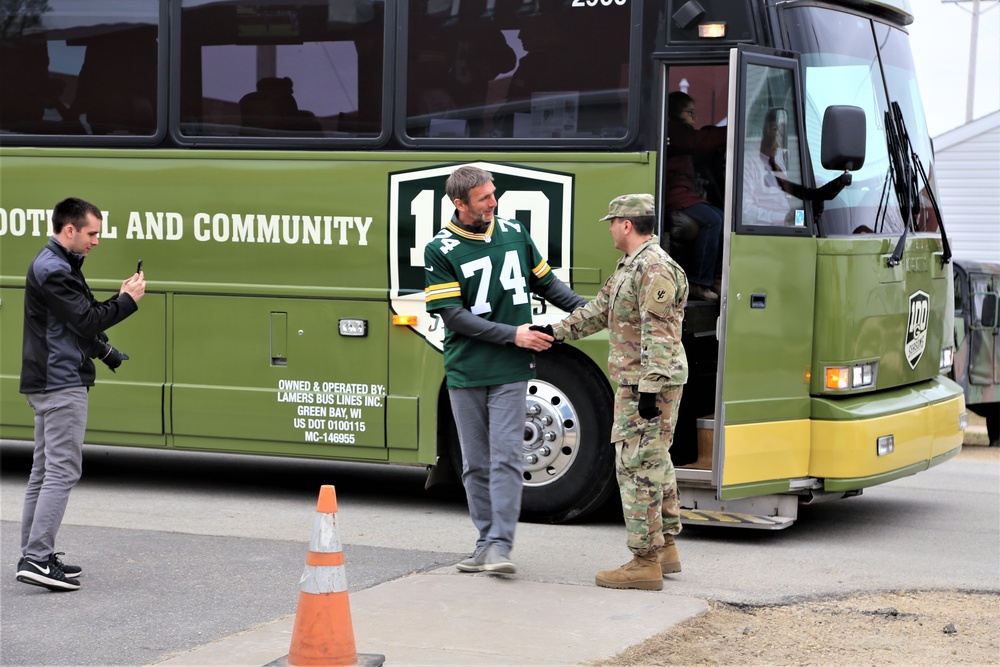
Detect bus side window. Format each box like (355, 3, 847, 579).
(179, 1, 384, 140)
(0, 14, 157, 137)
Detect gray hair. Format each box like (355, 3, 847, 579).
(446, 165, 493, 204)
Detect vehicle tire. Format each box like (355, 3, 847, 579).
(444, 346, 616, 523)
(520, 347, 616, 523)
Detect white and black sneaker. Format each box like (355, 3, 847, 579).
(51, 552, 82, 578)
(16, 555, 81, 591)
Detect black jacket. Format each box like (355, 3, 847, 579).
(20, 238, 138, 394)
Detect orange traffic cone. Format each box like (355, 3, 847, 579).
(286, 485, 384, 667)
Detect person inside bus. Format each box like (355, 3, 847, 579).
(71, 30, 157, 135)
(239, 77, 321, 136)
(663, 92, 727, 302)
(742, 108, 802, 226)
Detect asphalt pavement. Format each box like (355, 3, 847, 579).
(0, 436, 708, 667)
(3, 440, 996, 667)
(0, 519, 706, 667)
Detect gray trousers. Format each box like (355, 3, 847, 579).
(448, 381, 527, 552)
(21, 387, 88, 561)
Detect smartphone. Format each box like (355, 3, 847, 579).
(136, 259, 143, 274)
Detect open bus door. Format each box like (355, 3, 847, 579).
(679, 47, 814, 529)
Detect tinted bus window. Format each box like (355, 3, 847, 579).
(178, 0, 384, 140)
(404, 0, 631, 141)
(0, 0, 158, 138)
(739, 64, 806, 229)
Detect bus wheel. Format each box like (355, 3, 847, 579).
(519, 348, 615, 523)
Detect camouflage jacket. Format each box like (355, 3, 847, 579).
(552, 237, 688, 392)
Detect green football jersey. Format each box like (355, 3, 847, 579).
(424, 215, 555, 388)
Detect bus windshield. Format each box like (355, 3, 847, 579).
(784, 5, 937, 237)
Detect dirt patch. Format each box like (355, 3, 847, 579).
(592, 590, 999, 666)
(592, 445, 998, 667)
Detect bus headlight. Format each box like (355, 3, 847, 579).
(940, 346, 954, 373)
(851, 362, 876, 389)
(825, 362, 877, 390)
(877, 435, 894, 456)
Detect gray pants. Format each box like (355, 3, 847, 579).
(448, 381, 527, 553)
(21, 387, 88, 561)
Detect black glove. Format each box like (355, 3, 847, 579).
(638, 392, 661, 420)
(100, 344, 129, 373)
(529, 324, 559, 341)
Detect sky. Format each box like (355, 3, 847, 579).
(908, 0, 1000, 137)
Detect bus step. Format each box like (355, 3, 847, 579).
(680, 509, 795, 530)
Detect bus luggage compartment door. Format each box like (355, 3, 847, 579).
(170, 295, 388, 457)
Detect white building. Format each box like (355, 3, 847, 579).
(933, 111, 1000, 263)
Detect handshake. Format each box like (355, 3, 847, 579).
(528, 324, 560, 341)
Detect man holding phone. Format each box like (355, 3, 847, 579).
(16, 197, 145, 592)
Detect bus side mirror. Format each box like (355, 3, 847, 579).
(983, 293, 998, 329)
(821, 105, 866, 172)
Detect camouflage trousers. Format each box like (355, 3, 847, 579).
(612, 385, 683, 555)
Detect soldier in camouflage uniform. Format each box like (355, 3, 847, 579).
(550, 194, 688, 591)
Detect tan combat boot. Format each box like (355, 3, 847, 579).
(658, 535, 681, 575)
(595, 552, 663, 591)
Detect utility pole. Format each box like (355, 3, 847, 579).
(967, 0, 980, 122)
(945, 0, 999, 122)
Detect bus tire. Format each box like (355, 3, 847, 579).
(520, 347, 616, 523)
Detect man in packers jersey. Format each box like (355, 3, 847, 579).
(551, 194, 688, 591)
(424, 165, 584, 574)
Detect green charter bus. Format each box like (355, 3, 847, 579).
(0, 0, 966, 527)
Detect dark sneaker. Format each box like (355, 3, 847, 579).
(456, 545, 488, 573)
(482, 544, 516, 574)
(16, 555, 81, 592)
(51, 553, 82, 578)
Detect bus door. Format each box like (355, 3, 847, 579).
(714, 46, 815, 508)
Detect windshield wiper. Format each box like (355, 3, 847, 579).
(883, 101, 951, 268)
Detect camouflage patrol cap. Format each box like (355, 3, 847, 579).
(599, 194, 655, 221)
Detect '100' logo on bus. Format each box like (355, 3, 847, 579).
(905, 290, 929, 369)
(387, 162, 574, 350)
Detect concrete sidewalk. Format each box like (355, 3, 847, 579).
(150, 570, 708, 667)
